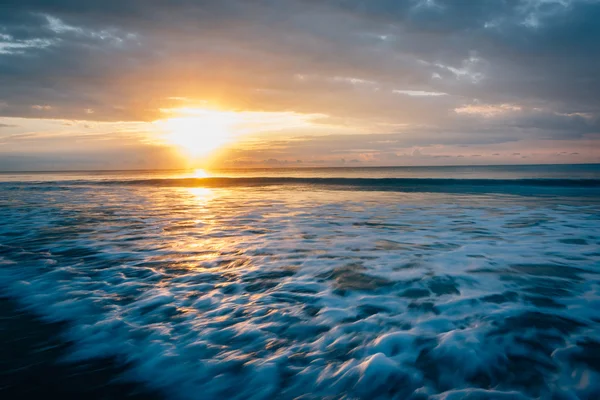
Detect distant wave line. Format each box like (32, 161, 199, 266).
(5, 177, 599, 194)
(87, 177, 600, 187)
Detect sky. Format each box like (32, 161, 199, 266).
(0, 0, 599, 170)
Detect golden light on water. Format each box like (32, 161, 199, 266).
(187, 187, 214, 206)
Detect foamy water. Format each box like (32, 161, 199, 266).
(1, 169, 599, 399)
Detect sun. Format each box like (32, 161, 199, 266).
(161, 111, 233, 157)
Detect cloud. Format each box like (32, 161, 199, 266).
(31, 105, 52, 110)
(393, 90, 447, 96)
(0, 145, 184, 171)
(0, 0, 599, 167)
(455, 103, 522, 117)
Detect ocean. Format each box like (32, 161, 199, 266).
(1, 164, 599, 399)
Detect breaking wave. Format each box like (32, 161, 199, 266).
(4, 177, 600, 196)
(1, 176, 599, 399)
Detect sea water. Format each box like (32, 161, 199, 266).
(0, 165, 599, 399)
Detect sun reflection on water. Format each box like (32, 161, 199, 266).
(187, 187, 213, 202)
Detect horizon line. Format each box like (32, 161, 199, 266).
(0, 162, 599, 174)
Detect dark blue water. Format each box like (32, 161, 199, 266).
(2, 163, 600, 181)
(1, 164, 599, 399)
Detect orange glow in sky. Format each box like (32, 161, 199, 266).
(148, 107, 332, 166)
(1, 2, 599, 171)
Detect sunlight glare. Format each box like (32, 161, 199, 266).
(192, 168, 210, 178)
(162, 111, 234, 157)
(187, 187, 213, 204)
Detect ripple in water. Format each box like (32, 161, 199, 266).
(0, 181, 599, 399)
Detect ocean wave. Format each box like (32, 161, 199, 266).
(1, 185, 599, 399)
(3, 177, 600, 195)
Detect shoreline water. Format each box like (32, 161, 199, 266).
(1, 165, 599, 399)
(0, 297, 162, 400)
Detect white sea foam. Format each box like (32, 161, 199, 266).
(0, 183, 599, 399)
